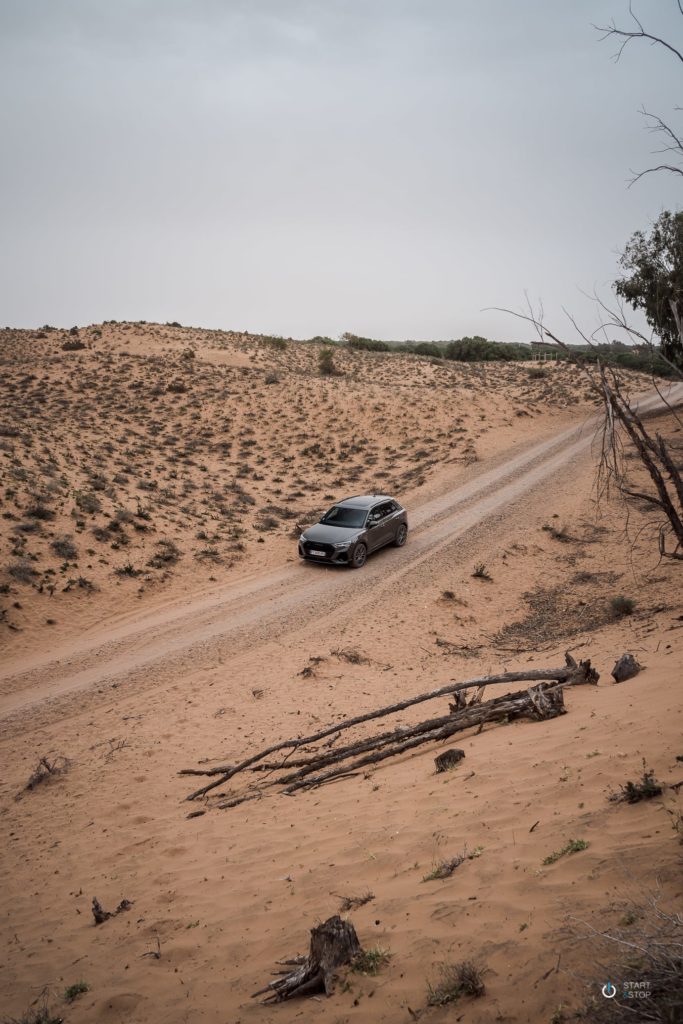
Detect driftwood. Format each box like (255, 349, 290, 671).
(252, 915, 362, 1003)
(182, 655, 597, 804)
(92, 897, 133, 925)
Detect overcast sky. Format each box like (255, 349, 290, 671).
(0, 1, 680, 341)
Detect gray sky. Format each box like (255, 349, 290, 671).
(0, 1, 680, 341)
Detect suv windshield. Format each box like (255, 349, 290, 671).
(320, 505, 367, 528)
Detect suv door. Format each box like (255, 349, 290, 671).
(366, 501, 395, 551)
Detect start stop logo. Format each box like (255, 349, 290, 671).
(602, 980, 652, 1000)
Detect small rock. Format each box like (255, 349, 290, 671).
(611, 653, 642, 683)
(434, 748, 465, 773)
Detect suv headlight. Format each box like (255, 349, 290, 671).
(333, 541, 351, 549)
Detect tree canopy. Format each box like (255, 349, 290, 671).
(614, 210, 683, 367)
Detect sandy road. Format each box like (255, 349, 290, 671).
(1, 383, 680, 721)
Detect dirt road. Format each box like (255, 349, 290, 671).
(2, 383, 680, 721)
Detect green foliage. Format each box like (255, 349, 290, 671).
(443, 336, 529, 362)
(610, 594, 635, 617)
(64, 981, 89, 1002)
(405, 341, 445, 357)
(427, 961, 486, 1005)
(351, 947, 392, 975)
(543, 838, 589, 865)
(614, 210, 683, 367)
(261, 335, 288, 350)
(610, 764, 662, 804)
(318, 347, 337, 376)
(574, 342, 678, 377)
(343, 333, 391, 352)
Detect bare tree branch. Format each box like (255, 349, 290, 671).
(595, 2, 683, 65)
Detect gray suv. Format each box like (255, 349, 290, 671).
(298, 494, 408, 568)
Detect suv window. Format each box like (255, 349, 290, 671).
(373, 502, 394, 520)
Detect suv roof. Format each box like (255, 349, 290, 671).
(337, 494, 394, 509)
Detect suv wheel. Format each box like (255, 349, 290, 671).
(350, 542, 367, 569)
(394, 524, 408, 547)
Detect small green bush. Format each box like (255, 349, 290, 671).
(611, 595, 635, 617)
(543, 838, 589, 865)
(610, 764, 662, 804)
(427, 961, 486, 1005)
(51, 535, 78, 560)
(318, 348, 337, 376)
(64, 981, 89, 1002)
(351, 947, 392, 975)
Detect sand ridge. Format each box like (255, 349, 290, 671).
(1, 325, 681, 1024)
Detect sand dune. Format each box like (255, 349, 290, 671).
(1, 325, 681, 1023)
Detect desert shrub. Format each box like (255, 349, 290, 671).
(440, 336, 531, 362)
(471, 563, 491, 580)
(25, 502, 55, 521)
(404, 341, 445, 357)
(147, 540, 181, 568)
(542, 838, 589, 865)
(113, 507, 134, 524)
(264, 371, 280, 385)
(1, 994, 63, 1024)
(528, 366, 548, 379)
(318, 348, 337, 376)
(23, 755, 70, 791)
(7, 558, 38, 583)
(351, 947, 392, 975)
(573, 893, 682, 1023)
(609, 763, 662, 804)
(427, 961, 486, 1005)
(167, 380, 188, 394)
(255, 516, 279, 532)
(64, 981, 89, 1002)
(114, 562, 142, 577)
(61, 338, 86, 351)
(262, 335, 288, 350)
(611, 595, 635, 617)
(51, 535, 78, 559)
(75, 491, 102, 515)
(344, 333, 391, 352)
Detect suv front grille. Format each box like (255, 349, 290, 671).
(303, 541, 335, 557)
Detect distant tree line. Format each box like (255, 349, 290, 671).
(337, 332, 675, 376)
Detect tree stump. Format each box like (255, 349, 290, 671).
(434, 748, 465, 773)
(611, 653, 642, 683)
(252, 915, 362, 1002)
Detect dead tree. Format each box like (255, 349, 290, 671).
(181, 655, 597, 805)
(252, 915, 362, 1002)
(596, 3, 683, 185)
(493, 301, 683, 560)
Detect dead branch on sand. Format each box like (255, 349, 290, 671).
(181, 654, 598, 804)
(91, 896, 133, 925)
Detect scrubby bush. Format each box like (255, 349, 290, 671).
(51, 535, 78, 559)
(343, 333, 391, 352)
(75, 491, 102, 515)
(611, 595, 635, 617)
(7, 558, 39, 583)
(319, 348, 337, 376)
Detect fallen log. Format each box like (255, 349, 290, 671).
(281, 685, 566, 794)
(274, 683, 564, 787)
(252, 915, 362, 1002)
(182, 654, 597, 801)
